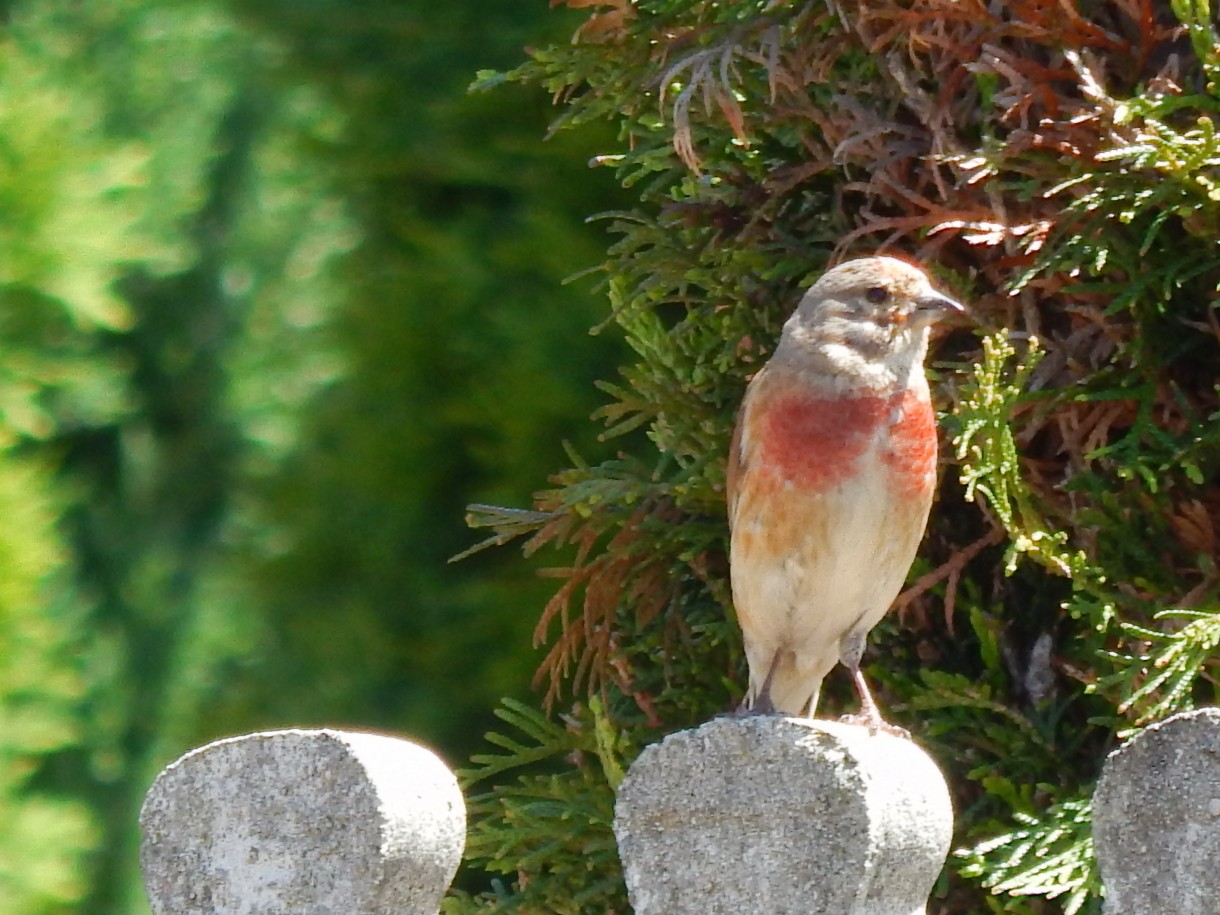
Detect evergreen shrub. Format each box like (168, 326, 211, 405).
(450, 3, 1220, 912)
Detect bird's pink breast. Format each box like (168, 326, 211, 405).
(756, 389, 936, 495)
(758, 393, 886, 490)
(882, 390, 937, 497)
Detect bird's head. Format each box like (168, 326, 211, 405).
(777, 256, 964, 379)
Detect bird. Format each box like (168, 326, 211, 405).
(726, 255, 963, 731)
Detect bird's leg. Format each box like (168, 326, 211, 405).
(848, 667, 888, 732)
(801, 685, 821, 719)
(838, 631, 909, 738)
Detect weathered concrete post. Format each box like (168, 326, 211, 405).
(613, 715, 953, 915)
(1093, 707, 1220, 915)
(139, 728, 465, 915)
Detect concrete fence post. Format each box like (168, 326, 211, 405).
(139, 728, 465, 915)
(613, 715, 953, 915)
(1093, 707, 1220, 915)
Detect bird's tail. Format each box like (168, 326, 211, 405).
(747, 647, 824, 717)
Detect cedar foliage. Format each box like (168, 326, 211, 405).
(451, 2, 1220, 912)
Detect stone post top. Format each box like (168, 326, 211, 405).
(140, 727, 465, 915)
(1093, 708, 1220, 915)
(614, 715, 953, 915)
(632, 712, 925, 753)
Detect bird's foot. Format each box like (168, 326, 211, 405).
(727, 694, 779, 717)
(842, 666, 909, 738)
(837, 711, 910, 739)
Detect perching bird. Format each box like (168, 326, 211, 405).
(726, 256, 963, 730)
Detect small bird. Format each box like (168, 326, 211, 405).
(726, 256, 963, 730)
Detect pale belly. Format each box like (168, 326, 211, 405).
(730, 446, 933, 678)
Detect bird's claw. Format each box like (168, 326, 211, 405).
(837, 712, 910, 739)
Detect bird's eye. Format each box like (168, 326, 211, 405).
(865, 286, 889, 304)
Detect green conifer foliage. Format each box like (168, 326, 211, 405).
(455, 3, 1220, 912)
(0, 11, 160, 910)
(4, 1, 629, 910)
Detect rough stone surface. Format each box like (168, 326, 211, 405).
(140, 728, 465, 915)
(613, 716, 953, 915)
(1094, 708, 1220, 915)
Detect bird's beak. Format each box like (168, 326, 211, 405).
(913, 290, 966, 321)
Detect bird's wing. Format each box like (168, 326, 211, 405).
(726, 365, 766, 532)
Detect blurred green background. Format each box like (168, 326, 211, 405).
(0, 1, 624, 911)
